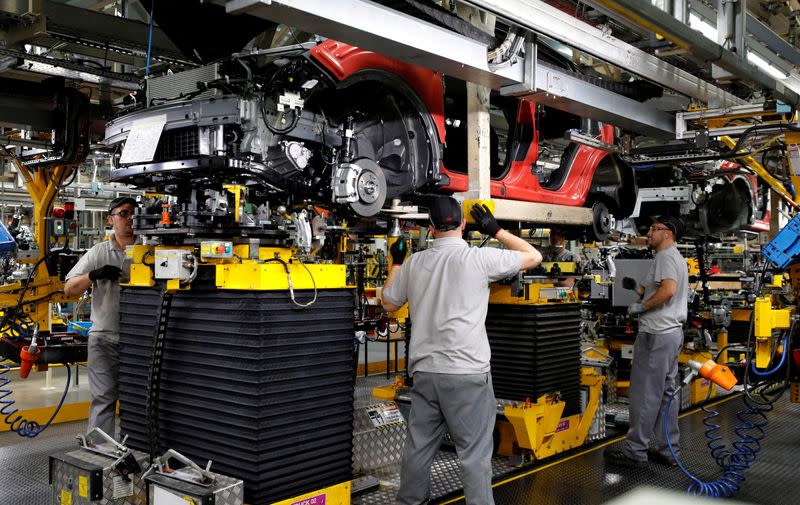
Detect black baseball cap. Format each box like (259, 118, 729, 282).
(653, 215, 684, 240)
(108, 196, 137, 213)
(429, 196, 462, 231)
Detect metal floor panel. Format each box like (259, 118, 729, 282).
(489, 393, 800, 505)
(0, 418, 87, 505)
(3, 382, 799, 505)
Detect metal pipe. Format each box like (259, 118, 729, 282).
(723, 0, 736, 50)
(462, 0, 742, 106)
(589, 0, 800, 106)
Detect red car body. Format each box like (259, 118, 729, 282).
(310, 39, 625, 210)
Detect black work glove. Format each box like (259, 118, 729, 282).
(389, 238, 408, 265)
(622, 277, 638, 291)
(470, 204, 502, 238)
(89, 265, 122, 282)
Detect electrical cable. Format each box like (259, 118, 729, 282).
(145, 0, 155, 77)
(750, 334, 790, 377)
(262, 102, 301, 135)
(0, 362, 71, 437)
(263, 257, 317, 307)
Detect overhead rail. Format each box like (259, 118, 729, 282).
(587, 0, 800, 107)
(462, 0, 743, 107)
(689, 0, 800, 72)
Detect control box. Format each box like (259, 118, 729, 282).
(200, 240, 234, 259)
(47, 217, 78, 237)
(154, 249, 192, 280)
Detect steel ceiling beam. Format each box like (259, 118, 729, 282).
(1, 1, 191, 66)
(463, 0, 743, 107)
(588, 0, 800, 106)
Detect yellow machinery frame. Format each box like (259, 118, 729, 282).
(500, 369, 604, 460)
(753, 296, 793, 369)
(126, 244, 347, 291)
(0, 160, 77, 332)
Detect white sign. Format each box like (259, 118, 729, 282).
(366, 402, 404, 429)
(152, 485, 193, 505)
(119, 114, 167, 164)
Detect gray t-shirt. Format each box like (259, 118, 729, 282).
(382, 237, 521, 375)
(638, 245, 688, 334)
(547, 247, 580, 263)
(66, 235, 127, 343)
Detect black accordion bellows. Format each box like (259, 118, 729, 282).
(486, 303, 582, 416)
(118, 286, 355, 504)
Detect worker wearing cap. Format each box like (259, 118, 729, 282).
(545, 228, 580, 263)
(382, 196, 542, 505)
(605, 215, 688, 468)
(544, 228, 580, 288)
(65, 196, 138, 437)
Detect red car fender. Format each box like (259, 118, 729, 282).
(310, 40, 446, 144)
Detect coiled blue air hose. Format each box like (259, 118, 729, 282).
(665, 371, 779, 496)
(664, 390, 765, 497)
(0, 362, 71, 437)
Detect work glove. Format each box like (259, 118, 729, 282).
(470, 204, 502, 238)
(389, 238, 408, 265)
(622, 277, 638, 291)
(628, 302, 645, 315)
(89, 265, 123, 282)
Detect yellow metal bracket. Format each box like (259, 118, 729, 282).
(540, 261, 577, 274)
(463, 199, 494, 224)
(753, 297, 793, 368)
(503, 369, 604, 460)
(215, 262, 346, 290)
(719, 136, 799, 209)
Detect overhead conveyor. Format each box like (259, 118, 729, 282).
(223, 0, 681, 138)
(219, 0, 779, 228)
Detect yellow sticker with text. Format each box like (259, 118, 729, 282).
(60, 489, 72, 505)
(78, 475, 88, 498)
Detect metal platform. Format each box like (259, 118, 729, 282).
(1, 379, 799, 505)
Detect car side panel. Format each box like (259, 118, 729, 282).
(311, 40, 611, 206)
(441, 119, 611, 206)
(309, 40, 446, 143)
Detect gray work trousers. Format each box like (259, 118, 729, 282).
(621, 328, 683, 462)
(87, 335, 119, 438)
(396, 372, 496, 505)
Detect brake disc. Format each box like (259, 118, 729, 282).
(350, 159, 387, 217)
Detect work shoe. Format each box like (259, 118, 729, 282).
(603, 448, 647, 468)
(648, 449, 678, 467)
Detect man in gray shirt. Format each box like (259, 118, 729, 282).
(605, 216, 688, 468)
(65, 197, 137, 437)
(544, 228, 580, 288)
(382, 197, 542, 505)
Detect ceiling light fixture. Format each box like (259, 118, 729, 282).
(747, 50, 790, 80)
(688, 13, 718, 42)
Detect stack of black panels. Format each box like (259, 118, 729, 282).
(486, 303, 582, 416)
(118, 286, 355, 505)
